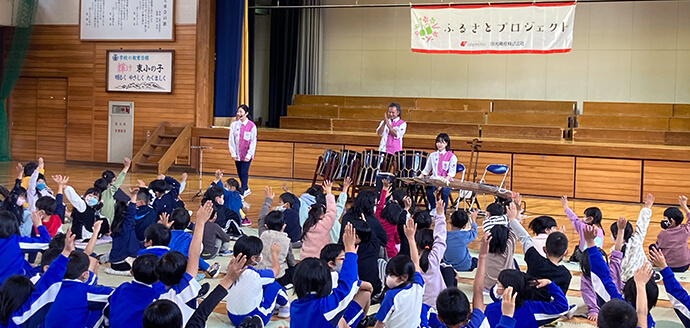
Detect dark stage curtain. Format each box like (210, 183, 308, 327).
(214, 0, 245, 118)
(267, 0, 300, 128)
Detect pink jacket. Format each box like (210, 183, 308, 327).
(376, 190, 400, 258)
(299, 194, 337, 259)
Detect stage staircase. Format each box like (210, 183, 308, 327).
(132, 122, 192, 174)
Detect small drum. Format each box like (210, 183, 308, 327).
(332, 149, 362, 182)
(357, 150, 393, 188)
(394, 150, 429, 179)
(315, 149, 340, 180)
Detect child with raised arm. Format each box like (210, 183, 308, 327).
(442, 209, 478, 273)
(651, 195, 690, 272)
(374, 217, 425, 328)
(376, 180, 401, 258)
(300, 180, 337, 259)
(561, 195, 604, 254)
(620, 194, 655, 282)
(583, 225, 657, 328)
(417, 198, 447, 308)
(649, 247, 690, 327)
(435, 233, 491, 328)
(0, 210, 51, 283)
(97, 157, 130, 223)
(105, 187, 143, 276)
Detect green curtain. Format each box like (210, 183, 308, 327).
(0, 0, 39, 162)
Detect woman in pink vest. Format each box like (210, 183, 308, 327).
(228, 104, 257, 198)
(376, 102, 407, 154)
(420, 133, 458, 212)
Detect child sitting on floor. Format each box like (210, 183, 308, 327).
(291, 223, 366, 327)
(417, 198, 448, 308)
(434, 232, 491, 328)
(0, 210, 51, 283)
(212, 170, 250, 226)
(561, 195, 604, 261)
(482, 202, 509, 233)
(137, 223, 171, 258)
(300, 181, 337, 260)
(650, 195, 690, 272)
(200, 208, 232, 259)
(104, 190, 141, 276)
(167, 208, 220, 278)
(256, 209, 296, 287)
(133, 187, 157, 242)
(225, 236, 289, 324)
(443, 209, 478, 272)
(527, 215, 559, 257)
(620, 194, 655, 282)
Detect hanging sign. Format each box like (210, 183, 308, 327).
(106, 50, 174, 93)
(411, 3, 576, 54)
(80, 0, 174, 41)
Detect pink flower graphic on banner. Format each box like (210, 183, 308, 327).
(415, 16, 440, 43)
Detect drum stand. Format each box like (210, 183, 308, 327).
(190, 145, 213, 200)
(464, 139, 482, 210)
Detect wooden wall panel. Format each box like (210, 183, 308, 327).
(17, 25, 197, 163)
(486, 113, 570, 128)
(673, 104, 690, 117)
(344, 96, 416, 109)
(577, 115, 669, 130)
(415, 98, 491, 111)
(294, 95, 346, 106)
(8, 78, 37, 161)
(573, 128, 666, 144)
(512, 154, 575, 197)
(643, 160, 690, 205)
(575, 158, 642, 202)
(409, 110, 485, 124)
(198, 138, 293, 179)
(492, 100, 574, 114)
(293, 143, 342, 180)
(35, 78, 67, 163)
(583, 102, 673, 117)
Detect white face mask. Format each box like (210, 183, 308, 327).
(333, 262, 342, 273)
(274, 205, 286, 212)
(254, 254, 263, 265)
(217, 198, 224, 206)
(385, 275, 401, 289)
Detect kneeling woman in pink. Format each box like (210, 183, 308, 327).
(228, 104, 256, 197)
(420, 133, 458, 211)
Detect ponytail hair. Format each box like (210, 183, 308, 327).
(415, 229, 434, 272)
(301, 203, 325, 241)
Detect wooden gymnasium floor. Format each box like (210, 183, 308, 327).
(2, 161, 687, 327)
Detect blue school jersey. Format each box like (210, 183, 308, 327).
(431, 308, 490, 328)
(587, 246, 655, 328)
(226, 267, 276, 317)
(659, 267, 690, 327)
(43, 279, 113, 328)
(375, 272, 425, 328)
(0, 254, 68, 328)
(158, 272, 202, 326)
(213, 181, 243, 216)
(102, 280, 166, 328)
(109, 203, 140, 263)
(485, 283, 568, 328)
(168, 230, 192, 256)
(152, 177, 180, 215)
(137, 245, 170, 258)
(291, 252, 362, 328)
(0, 226, 51, 283)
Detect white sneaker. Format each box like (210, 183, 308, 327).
(105, 268, 132, 276)
(277, 304, 290, 318)
(242, 189, 252, 198)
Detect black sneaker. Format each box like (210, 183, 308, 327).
(207, 262, 221, 278)
(357, 314, 377, 328)
(238, 315, 264, 328)
(197, 283, 210, 299)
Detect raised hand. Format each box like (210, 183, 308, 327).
(469, 209, 478, 223)
(478, 232, 491, 258)
(62, 230, 76, 256)
(644, 193, 655, 209)
(221, 254, 247, 288)
(343, 177, 352, 192)
(30, 211, 43, 227)
(128, 187, 140, 199)
(92, 220, 103, 236)
(634, 262, 653, 286)
(157, 174, 165, 180)
(404, 217, 417, 242)
(617, 216, 628, 232)
(197, 200, 214, 224)
(215, 169, 223, 181)
(158, 212, 173, 228)
(38, 157, 44, 170)
(123, 157, 131, 171)
(435, 199, 445, 216)
(281, 182, 289, 193)
(270, 243, 281, 257)
(16, 163, 23, 178)
(507, 202, 519, 222)
(501, 286, 517, 318)
(680, 195, 689, 214)
(342, 222, 356, 253)
(381, 179, 391, 195)
(560, 195, 568, 209)
(583, 225, 597, 248)
(403, 196, 412, 211)
(180, 172, 188, 182)
(323, 180, 333, 195)
(649, 247, 668, 269)
(264, 186, 274, 199)
(137, 179, 147, 188)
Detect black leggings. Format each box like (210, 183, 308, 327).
(111, 261, 131, 271)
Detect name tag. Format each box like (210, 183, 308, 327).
(243, 131, 252, 141)
(442, 161, 449, 170)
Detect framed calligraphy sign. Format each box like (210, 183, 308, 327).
(80, 0, 174, 41)
(106, 50, 174, 93)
